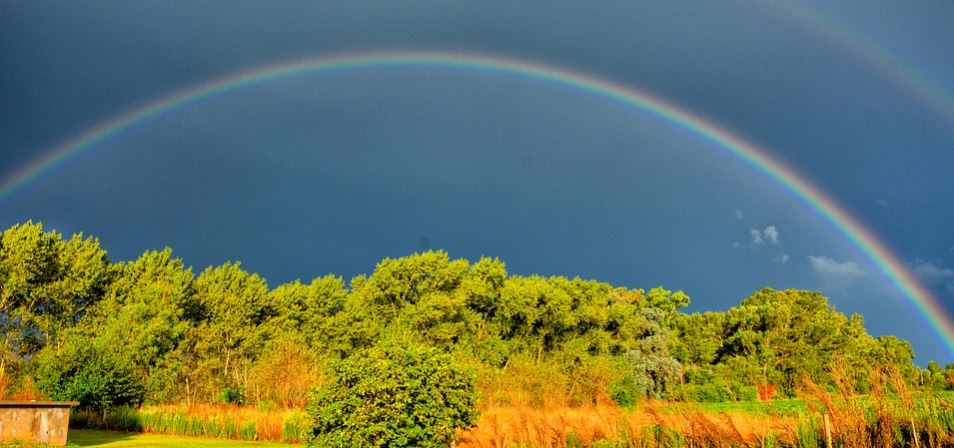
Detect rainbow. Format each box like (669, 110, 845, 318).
(2, 51, 952, 355)
(767, 1, 954, 128)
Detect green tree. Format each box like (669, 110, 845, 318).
(643, 286, 690, 320)
(88, 249, 197, 402)
(268, 275, 347, 351)
(187, 262, 272, 401)
(714, 289, 878, 396)
(0, 222, 111, 378)
(325, 251, 471, 357)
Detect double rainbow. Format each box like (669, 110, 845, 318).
(2, 52, 950, 355)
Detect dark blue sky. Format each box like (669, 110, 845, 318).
(2, 1, 953, 362)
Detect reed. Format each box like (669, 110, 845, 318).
(455, 403, 800, 448)
(64, 362, 954, 447)
(68, 404, 308, 443)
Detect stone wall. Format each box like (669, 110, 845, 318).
(0, 401, 78, 446)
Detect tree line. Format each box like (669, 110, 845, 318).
(0, 221, 948, 413)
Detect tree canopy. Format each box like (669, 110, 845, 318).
(0, 221, 937, 412)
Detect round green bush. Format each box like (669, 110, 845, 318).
(307, 344, 478, 448)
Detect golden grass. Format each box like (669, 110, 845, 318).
(456, 403, 799, 447)
(135, 404, 306, 442)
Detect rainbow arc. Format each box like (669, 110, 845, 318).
(2, 51, 950, 355)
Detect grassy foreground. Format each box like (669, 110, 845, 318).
(66, 429, 298, 447)
(59, 390, 954, 447)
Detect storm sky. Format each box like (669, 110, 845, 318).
(2, 1, 953, 362)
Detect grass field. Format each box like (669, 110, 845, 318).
(665, 398, 808, 415)
(58, 390, 954, 447)
(660, 390, 954, 416)
(66, 429, 299, 447)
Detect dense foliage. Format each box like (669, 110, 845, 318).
(0, 221, 944, 417)
(307, 344, 477, 447)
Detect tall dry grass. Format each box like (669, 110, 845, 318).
(0, 374, 46, 401)
(796, 361, 954, 448)
(60, 358, 954, 447)
(458, 360, 954, 448)
(456, 404, 798, 448)
(70, 403, 310, 443)
(469, 354, 620, 408)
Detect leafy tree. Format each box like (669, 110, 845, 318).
(688, 288, 881, 397)
(612, 307, 681, 402)
(88, 249, 196, 402)
(355, 251, 469, 317)
(187, 262, 271, 401)
(268, 275, 347, 351)
(943, 364, 954, 390)
(643, 286, 690, 320)
(33, 332, 144, 416)
(0, 222, 111, 377)
(925, 361, 945, 390)
(458, 256, 506, 317)
(0, 223, 931, 407)
(307, 344, 477, 448)
(874, 335, 916, 376)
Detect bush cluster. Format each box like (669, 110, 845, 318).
(307, 344, 477, 447)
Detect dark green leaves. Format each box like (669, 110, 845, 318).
(307, 344, 477, 448)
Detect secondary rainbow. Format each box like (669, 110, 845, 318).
(767, 1, 954, 128)
(2, 51, 951, 355)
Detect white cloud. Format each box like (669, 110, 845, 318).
(750, 229, 764, 246)
(750, 226, 780, 246)
(775, 254, 790, 264)
(875, 198, 889, 208)
(912, 259, 954, 283)
(735, 210, 744, 221)
(808, 255, 866, 278)
(911, 259, 954, 294)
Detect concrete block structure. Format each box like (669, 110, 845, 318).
(0, 401, 78, 446)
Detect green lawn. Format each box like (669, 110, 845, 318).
(692, 398, 808, 415)
(67, 430, 299, 448)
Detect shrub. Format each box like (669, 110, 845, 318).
(729, 382, 758, 401)
(33, 342, 143, 416)
(682, 382, 730, 403)
(307, 344, 478, 447)
(609, 375, 640, 407)
(215, 387, 245, 405)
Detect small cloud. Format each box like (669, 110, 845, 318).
(750, 229, 764, 246)
(775, 254, 790, 264)
(912, 259, 954, 283)
(875, 198, 889, 208)
(735, 210, 744, 221)
(808, 255, 866, 279)
(911, 259, 954, 294)
(750, 226, 780, 246)
(733, 241, 743, 248)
